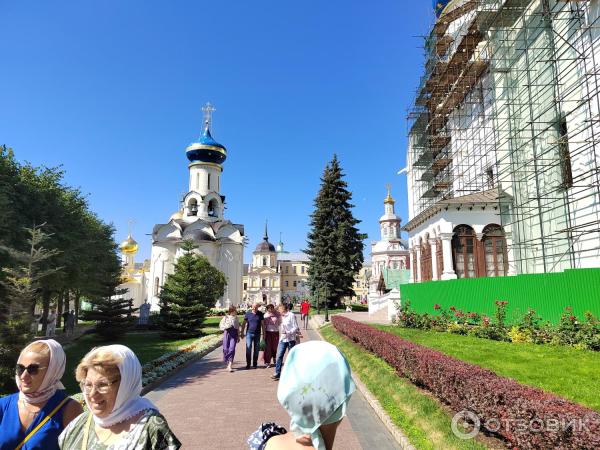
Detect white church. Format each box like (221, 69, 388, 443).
(144, 104, 245, 310)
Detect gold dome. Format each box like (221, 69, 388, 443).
(384, 188, 395, 205)
(170, 210, 184, 221)
(119, 234, 139, 255)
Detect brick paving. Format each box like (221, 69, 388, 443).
(146, 316, 399, 449)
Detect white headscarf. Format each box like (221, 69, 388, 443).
(16, 339, 66, 405)
(277, 341, 356, 450)
(86, 345, 157, 428)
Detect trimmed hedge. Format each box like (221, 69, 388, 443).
(332, 316, 600, 449)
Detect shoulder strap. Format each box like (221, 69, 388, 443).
(15, 396, 70, 450)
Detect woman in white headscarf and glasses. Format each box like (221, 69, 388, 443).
(248, 341, 356, 450)
(0, 339, 83, 450)
(58, 345, 181, 450)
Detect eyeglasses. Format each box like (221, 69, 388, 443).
(15, 364, 47, 376)
(80, 379, 120, 395)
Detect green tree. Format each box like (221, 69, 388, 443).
(305, 155, 366, 308)
(159, 240, 226, 338)
(0, 224, 61, 393)
(81, 289, 135, 340)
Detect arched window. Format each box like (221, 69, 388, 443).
(262, 256, 267, 266)
(207, 173, 211, 190)
(452, 225, 477, 278)
(188, 199, 198, 216)
(154, 277, 160, 296)
(208, 199, 217, 217)
(483, 224, 508, 277)
(262, 279, 267, 288)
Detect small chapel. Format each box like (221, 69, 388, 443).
(147, 104, 245, 310)
(369, 186, 410, 293)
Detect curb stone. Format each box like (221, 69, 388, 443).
(313, 319, 415, 450)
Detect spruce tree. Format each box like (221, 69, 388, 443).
(305, 155, 366, 308)
(80, 242, 134, 340)
(81, 290, 135, 340)
(159, 240, 226, 338)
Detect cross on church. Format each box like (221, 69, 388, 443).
(202, 102, 216, 130)
(385, 183, 392, 195)
(127, 219, 136, 235)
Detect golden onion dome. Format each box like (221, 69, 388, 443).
(384, 189, 395, 205)
(119, 234, 139, 255)
(170, 210, 184, 221)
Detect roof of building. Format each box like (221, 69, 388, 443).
(277, 252, 309, 262)
(403, 188, 512, 232)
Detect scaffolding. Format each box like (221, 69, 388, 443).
(407, 0, 600, 274)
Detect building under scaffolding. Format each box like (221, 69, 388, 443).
(403, 0, 600, 282)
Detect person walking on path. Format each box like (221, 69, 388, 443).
(242, 302, 264, 369)
(219, 305, 241, 372)
(300, 299, 310, 330)
(46, 309, 57, 338)
(61, 310, 70, 334)
(271, 303, 300, 381)
(263, 304, 281, 368)
(65, 311, 75, 337)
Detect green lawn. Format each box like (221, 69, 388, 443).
(320, 325, 488, 450)
(376, 325, 600, 412)
(62, 332, 199, 394)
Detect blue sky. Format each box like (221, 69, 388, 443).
(1, 1, 434, 262)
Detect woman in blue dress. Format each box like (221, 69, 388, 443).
(0, 339, 83, 450)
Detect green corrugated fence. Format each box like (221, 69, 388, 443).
(398, 268, 600, 324)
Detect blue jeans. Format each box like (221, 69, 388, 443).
(274, 339, 296, 376)
(245, 331, 261, 367)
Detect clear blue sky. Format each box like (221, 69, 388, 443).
(1, 0, 434, 263)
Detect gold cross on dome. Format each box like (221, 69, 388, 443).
(128, 219, 136, 235)
(202, 102, 216, 129)
(385, 183, 392, 195)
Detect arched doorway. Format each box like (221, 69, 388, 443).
(483, 224, 508, 276)
(452, 225, 478, 278)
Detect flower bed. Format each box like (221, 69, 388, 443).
(141, 334, 222, 386)
(332, 316, 600, 449)
(71, 334, 222, 406)
(396, 300, 600, 351)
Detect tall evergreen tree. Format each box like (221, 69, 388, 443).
(305, 155, 366, 307)
(159, 240, 226, 338)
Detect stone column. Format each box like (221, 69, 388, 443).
(408, 250, 415, 283)
(430, 238, 439, 280)
(439, 233, 457, 280)
(414, 245, 422, 283)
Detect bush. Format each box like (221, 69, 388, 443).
(397, 301, 600, 351)
(332, 316, 600, 449)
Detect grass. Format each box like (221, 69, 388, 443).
(63, 331, 204, 394)
(320, 325, 488, 450)
(376, 325, 600, 412)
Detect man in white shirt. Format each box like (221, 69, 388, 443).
(272, 303, 300, 380)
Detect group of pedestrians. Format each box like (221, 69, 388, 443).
(33, 309, 76, 338)
(218, 299, 311, 380)
(0, 339, 180, 450)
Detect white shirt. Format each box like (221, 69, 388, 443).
(279, 311, 299, 343)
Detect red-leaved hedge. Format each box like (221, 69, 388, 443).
(332, 316, 600, 449)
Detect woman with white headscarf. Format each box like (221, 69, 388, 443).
(248, 341, 356, 450)
(0, 339, 83, 450)
(58, 344, 180, 450)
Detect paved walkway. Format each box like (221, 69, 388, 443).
(146, 316, 399, 449)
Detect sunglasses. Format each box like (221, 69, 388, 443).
(15, 364, 47, 376)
